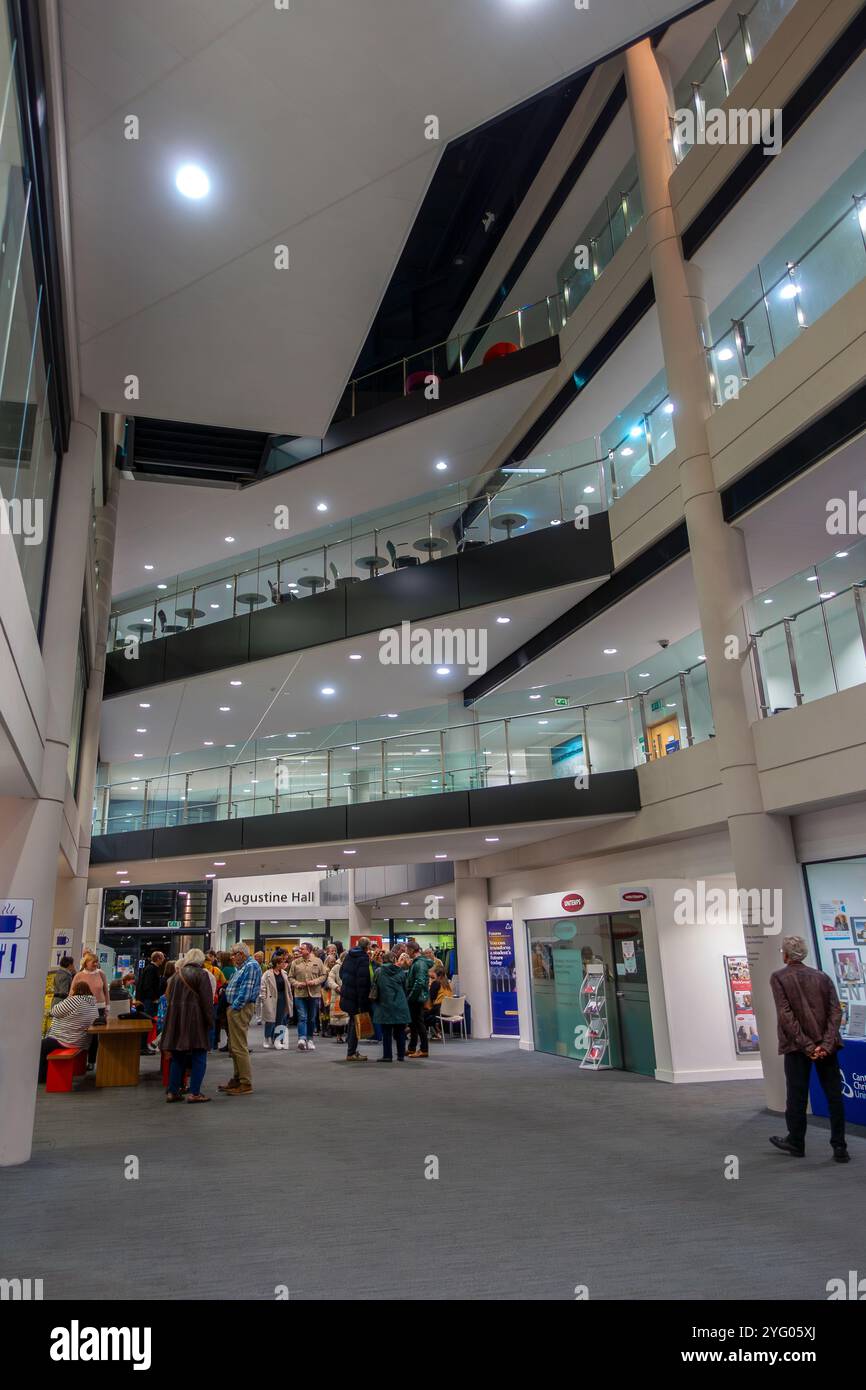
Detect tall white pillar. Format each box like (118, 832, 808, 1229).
(625, 41, 810, 1110)
(347, 870, 373, 941)
(455, 861, 491, 1038)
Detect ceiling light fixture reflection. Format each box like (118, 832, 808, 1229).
(175, 163, 210, 199)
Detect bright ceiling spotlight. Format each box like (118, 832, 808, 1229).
(175, 163, 210, 199)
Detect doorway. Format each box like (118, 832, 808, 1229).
(526, 911, 655, 1076)
(647, 715, 681, 759)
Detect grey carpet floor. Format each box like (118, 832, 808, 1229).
(1, 1037, 862, 1301)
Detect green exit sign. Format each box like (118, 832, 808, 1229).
(650, 699, 664, 713)
(167, 919, 182, 930)
(553, 696, 569, 707)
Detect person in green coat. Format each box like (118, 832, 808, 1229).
(372, 952, 411, 1062)
(405, 943, 432, 1058)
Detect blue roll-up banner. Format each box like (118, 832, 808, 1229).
(810, 1037, 866, 1127)
(487, 920, 519, 1037)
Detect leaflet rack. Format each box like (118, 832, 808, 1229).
(580, 962, 610, 1069)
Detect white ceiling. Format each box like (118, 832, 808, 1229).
(87, 811, 633, 890)
(110, 371, 552, 597)
(59, 0, 711, 437)
(100, 580, 601, 766)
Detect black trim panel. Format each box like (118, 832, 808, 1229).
(722, 383, 866, 522)
(464, 521, 688, 702)
(104, 518, 613, 696)
(89, 771, 639, 865)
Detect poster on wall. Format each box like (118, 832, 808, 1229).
(350, 934, 383, 949)
(723, 955, 760, 1055)
(819, 899, 852, 942)
(486, 921, 519, 1037)
(832, 947, 865, 1001)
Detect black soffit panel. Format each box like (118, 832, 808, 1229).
(89, 770, 640, 867)
(126, 417, 270, 485)
(104, 518, 613, 697)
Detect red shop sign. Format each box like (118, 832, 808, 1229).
(560, 893, 585, 913)
(622, 891, 647, 903)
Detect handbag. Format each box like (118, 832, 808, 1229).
(369, 973, 380, 1003)
(354, 1011, 375, 1040)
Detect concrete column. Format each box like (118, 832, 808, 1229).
(625, 41, 809, 1110)
(0, 403, 101, 1166)
(347, 870, 372, 941)
(455, 861, 491, 1038)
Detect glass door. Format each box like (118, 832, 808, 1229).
(610, 911, 656, 1077)
(527, 915, 621, 1065)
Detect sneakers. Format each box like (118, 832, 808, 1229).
(833, 1146, 852, 1163)
(769, 1135, 805, 1157)
(297, 1039, 307, 1051)
(306, 1040, 316, 1051)
(263, 1039, 272, 1049)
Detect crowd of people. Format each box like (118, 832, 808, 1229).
(40, 938, 454, 1100)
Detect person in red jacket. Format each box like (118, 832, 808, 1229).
(768, 935, 849, 1162)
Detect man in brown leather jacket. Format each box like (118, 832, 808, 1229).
(769, 935, 849, 1162)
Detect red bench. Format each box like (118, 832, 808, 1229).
(46, 1047, 88, 1093)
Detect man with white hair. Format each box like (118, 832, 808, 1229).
(769, 935, 849, 1162)
(219, 943, 262, 1096)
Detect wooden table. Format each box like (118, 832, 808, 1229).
(87, 1018, 152, 1088)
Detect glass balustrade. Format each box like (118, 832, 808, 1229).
(706, 154, 866, 406)
(556, 155, 643, 322)
(672, 0, 799, 164)
(331, 289, 568, 423)
(94, 635, 713, 837)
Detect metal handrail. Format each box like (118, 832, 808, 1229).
(705, 190, 866, 356)
(96, 665, 709, 800)
(747, 577, 864, 641)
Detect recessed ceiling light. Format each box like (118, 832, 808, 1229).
(583, 485, 595, 494)
(157, 583, 167, 590)
(203, 740, 214, 746)
(436, 667, 450, 676)
(219, 705, 230, 712)
(230, 680, 242, 686)
(115, 870, 128, 875)
(496, 616, 510, 624)
(550, 519, 561, 526)
(321, 687, 335, 696)
(136, 727, 147, 733)
(639, 672, 650, 678)
(819, 591, 836, 599)
(316, 864, 327, 869)
(348, 653, 362, 661)
(835, 551, 849, 558)
(621, 447, 634, 457)
(538, 719, 549, 725)
(133, 753, 143, 758)
(763, 597, 773, 604)
(316, 502, 328, 512)
(213, 861, 226, 867)
(210, 603, 220, 609)
(529, 694, 541, 700)
(386, 713, 398, 718)
(435, 461, 448, 471)
(206, 873, 215, 879)
(435, 853, 447, 859)
(400, 901, 410, 906)
(224, 536, 235, 543)
(485, 836, 500, 843)
(226, 743, 235, 748)
(717, 347, 735, 361)
(175, 163, 210, 199)
(806, 575, 819, 582)
(603, 648, 617, 655)
(351, 745, 360, 751)
(144, 563, 154, 571)
(343, 849, 356, 855)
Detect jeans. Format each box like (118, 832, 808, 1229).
(264, 998, 289, 1041)
(295, 996, 320, 1041)
(168, 1048, 207, 1096)
(408, 1001, 428, 1053)
(784, 1049, 846, 1150)
(381, 1024, 406, 1061)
